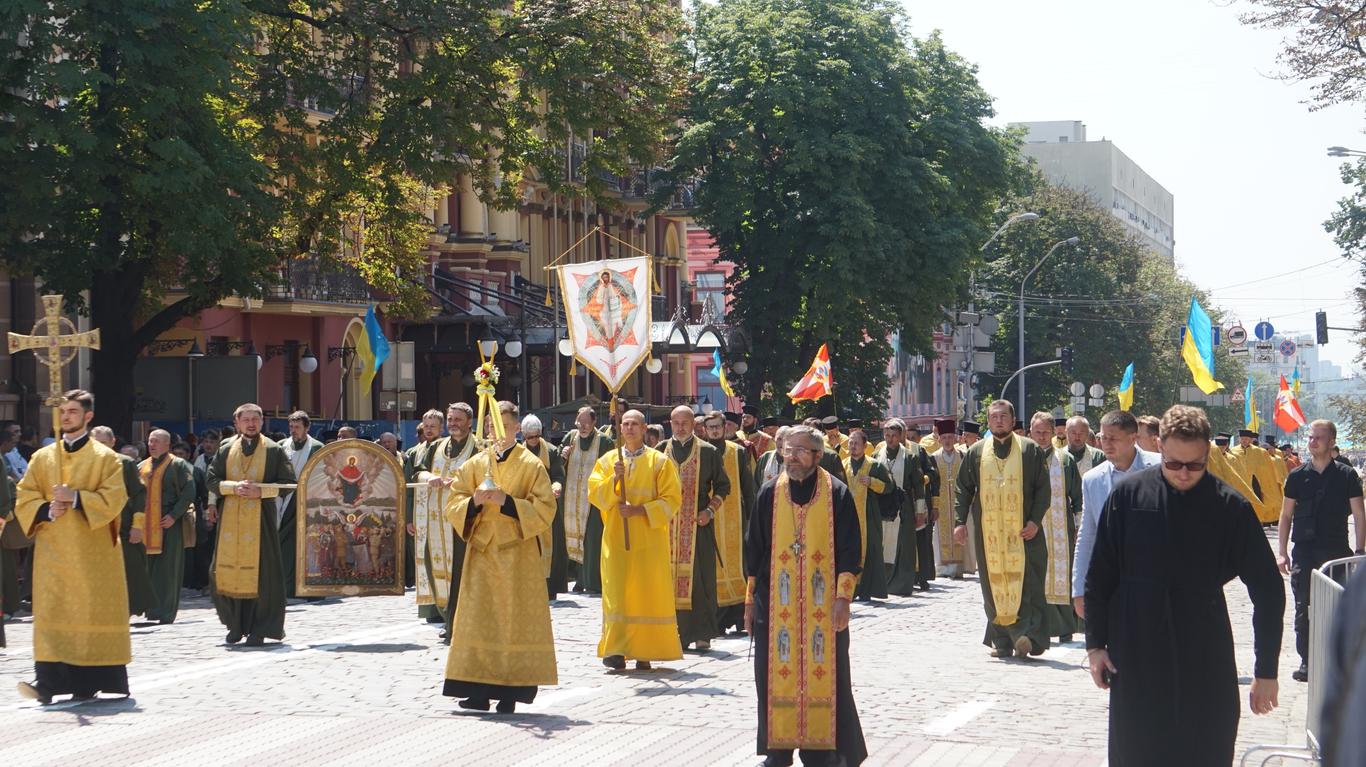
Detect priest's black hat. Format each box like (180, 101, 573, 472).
(959, 421, 981, 435)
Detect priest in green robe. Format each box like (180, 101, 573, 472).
(560, 405, 614, 594)
(844, 430, 893, 601)
(954, 400, 1052, 659)
(15, 390, 130, 704)
(659, 405, 731, 652)
(206, 403, 296, 647)
(138, 429, 196, 624)
(1027, 413, 1082, 642)
(1063, 416, 1106, 475)
(876, 419, 927, 597)
(91, 427, 153, 618)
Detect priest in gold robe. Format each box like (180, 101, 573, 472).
(703, 412, 756, 634)
(15, 390, 130, 704)
(930, 419, 974, 579)
(746, 424, 866, 766)
(589, 409, 683, 671)
(442, 401, 558, 713)
(953, 400, 1052, 659)
(206, 403, 296, 647)
(659, 405, 731, 652)
(1028, 413, 1082, 642)
(1232, 429, 1285, 524)
(1209, 433, 1277, 521)
(842, 430, 892, 601)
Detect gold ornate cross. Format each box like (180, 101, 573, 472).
(8, 295, 101, 407)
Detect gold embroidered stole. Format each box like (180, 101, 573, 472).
(138, 456, 172, 555)
(841, 457, 872, 569)
(669, 438, 702, 610)
(416, 437, 473, 607)
(935, 450, 965, 564)
(979, 436, 1026, 626)
(714, 442, 746, 607)
(1044, 450, 1071, 605)
(215, 438, 268, 598)
(768, 471, 837, 750)
(529, 440, 554, 579)
(563, 432, 601, 564)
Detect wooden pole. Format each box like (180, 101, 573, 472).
(614, 396, 630, 550)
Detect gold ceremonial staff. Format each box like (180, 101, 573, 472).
(8, 295, 102, 477)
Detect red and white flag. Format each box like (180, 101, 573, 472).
(1274, 374, 1307, 432)
(788, 344, 833, 403)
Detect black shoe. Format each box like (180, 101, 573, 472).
(1059, 634, 1072, 644)
(916, 580, 930, 591)
(17, 681, 51, 705)
(495, 700, 516, 714)
(1293, 663, 1308, 682)
(458, 697, 490, 711)
(426, 614, 444, 624)
(602, 654, 626, 670)
(158, 618, 174, 625)
(439, 629, 449, 640)
(989, 646, 1014, 658)
(244, 634, 265, 647)
(225, 631, 243, 645)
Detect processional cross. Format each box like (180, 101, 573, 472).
(7, 295, 102, 470)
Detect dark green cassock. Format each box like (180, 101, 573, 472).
(560, 430, 614, 594)
(115, 453, 154, 618)
(659, 436, 731, 646)
(182, 462, 210, 590)
(717, 436, 757, 633)
(1040, 448, 1083, 639)
(279, 435, 323, 600)
(207, 434, 296, 642)
(820, 447, 849, 485)
(879, 442, 927, 596)
(851, 455, 894, 601)
(143, 454, 196, 623)
(916, 447, 939, 586)
(530, 439, 569, 599)
(402, 436, 439, 601)
(954, 435, 1052, 655)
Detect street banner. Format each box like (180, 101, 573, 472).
(296, 439, 407, 597)
(557, 256, 653, 393)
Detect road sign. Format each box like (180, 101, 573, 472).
(1254, 351, 1275, 364)
(1254, 341, 1274, 351)
(1228, 347, 1250, 357)
(1088, 383, 1106, 399)
(1279, 340, 1297, 357)
(1227, 325, 1248, 347)
(1069, 381, 1086, 397)
(1232, 389, 1245, 402)
(1255, 321, 1275, 341)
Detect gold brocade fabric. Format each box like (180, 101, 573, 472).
(214, 438, 267, 598)
(443, 444, 558, 687)
(715, 442, 746, 607)
(15, 440, 131, 665)
(414, 437, 474, 607)
(669, 439, 702, 610)
(1231, 444, 1285, 523)
(1043, 451, 1071, 605)
(138, 456, 171, 555)
(768, 471, 837, 751)
(588, 448, 684, 661)
(563, 432, 603, 564)
(979, 436, 1026, 626)
(935, 449, 967, 565)
(840, 457, 883, 570)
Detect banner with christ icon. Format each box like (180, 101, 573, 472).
(295, 439, 406, 597)
(557, 256, 653, 393)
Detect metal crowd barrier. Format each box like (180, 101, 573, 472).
(1242, 554, 1364, 767)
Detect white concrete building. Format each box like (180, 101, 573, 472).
(1011, 120, 1175, 262)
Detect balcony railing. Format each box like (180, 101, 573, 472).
(266, 258, 371, 304)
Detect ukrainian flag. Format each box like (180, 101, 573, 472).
(1117, 362, 1134, 412)
(711, 349, 735, 398)
(355, 305, 391, 392)
(1292, 366, 1301, 397)
(1244, 377, 1260, 432)
(1181, 297, 1224, 394)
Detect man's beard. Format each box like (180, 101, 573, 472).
(786, 464, 815, 481)
(62, 423, 85, 435)
(990, 427, 1013, 440)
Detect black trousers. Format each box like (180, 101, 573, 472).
(1291, 549, 1352, 663)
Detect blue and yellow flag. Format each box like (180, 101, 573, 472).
(1181, 297, 1224, 394)
(711, 349, 735, 398)
(1244, 377, 1260, 433)
(1291, 366, 1301, 397)
(1117, 362, 1135, 412)
(355, 305, 391, 392)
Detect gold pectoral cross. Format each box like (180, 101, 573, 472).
(8, 295, 102, 467)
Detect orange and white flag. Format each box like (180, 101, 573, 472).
(788, 344, 833, 403)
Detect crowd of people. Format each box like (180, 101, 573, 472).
(2, 389, 1365, 766)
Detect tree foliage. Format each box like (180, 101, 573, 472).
(1326, 393, 1366, 444)
(976, 173, 1248, 431)
(1323, 158, 1366, 362)
(1239, 1, 1366, 111)
(0, 0, 684, 434)
(673, 0, 1017, 420)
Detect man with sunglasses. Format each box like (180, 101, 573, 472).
(1277, 418, 1365, 683)
(1085, 405, 1283, 766)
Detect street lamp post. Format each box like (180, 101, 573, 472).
(966, 212, 1040, 418)
(1017, 236, 1080, 415)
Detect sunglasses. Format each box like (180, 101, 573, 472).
(1161, 458, 1207, 472)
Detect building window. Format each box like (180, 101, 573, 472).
(694, 271, 726, 319)
(695, 365, 728, 412)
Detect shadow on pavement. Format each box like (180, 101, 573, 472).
(326, 643, 426, 654)
(449, 711, 592, 739)
(633, 685, 733, 697)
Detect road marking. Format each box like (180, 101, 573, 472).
(923, 698, 995, 735)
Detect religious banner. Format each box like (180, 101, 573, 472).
(296, 440, 406, 597)
(557, 256, 652, 393)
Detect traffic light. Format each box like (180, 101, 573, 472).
(1060, 346, 1074, 373)
(1316, 311, 1328, 345)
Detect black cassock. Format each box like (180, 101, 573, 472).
(1085, 466, 1283, 767)
(747, 470, 867, 767)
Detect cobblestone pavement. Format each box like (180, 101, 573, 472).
(0, 533, 1310, 766)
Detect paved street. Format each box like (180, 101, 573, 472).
(0, 532, 1309, 766)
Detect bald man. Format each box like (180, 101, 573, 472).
(139, 429, 196, 623)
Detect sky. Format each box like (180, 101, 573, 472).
(903, 0, 1365, 373)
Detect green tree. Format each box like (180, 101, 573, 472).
(672, 0, 1017, 421)
(976, 174, 1247, 429)
(0, 0, 683, 435)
